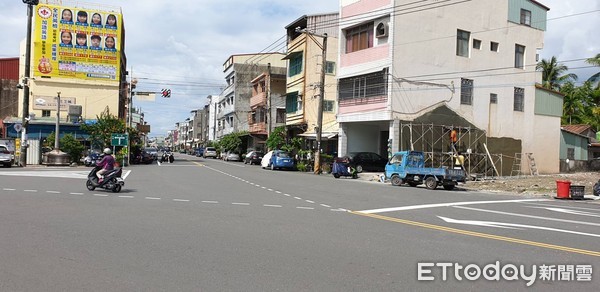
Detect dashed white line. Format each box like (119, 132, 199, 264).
(70, 192, 84, 195)
(232, 202, 250, 206)
(145, 197, 161, 200)
(94, 194, 108, 197)
(294, 197, 302, 200)
(305, 200, 315, 204)
(296, 207, 315, 210)
(331, 208, 348, 212)
(264, 204, 282, 208)
(46, 191, 61, 194)
(275, 191, 282, 194)
(173, 199, 190, 202)
(283, 194, 291, 197)
(320, 204, 331, 208)
(24, 190, 38, 192)
(202, 201, 219, 204)
(118, 195, 134, 198)
(261, 186, 267, 189)
(267, 188, 273, 191)
(3, 188, 16, 191)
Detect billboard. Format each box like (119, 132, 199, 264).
(33, 4, 122, 82)
(32, 95, 76, 111)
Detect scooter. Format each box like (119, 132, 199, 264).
(160, 151, 174, 163)
(86, 165, 125, 193)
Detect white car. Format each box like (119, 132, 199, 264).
(0, 145, 13, 168)
(260, 150, 273, 169)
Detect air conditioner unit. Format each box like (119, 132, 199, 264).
(68, 105, 82, 116)
(375, 21, 388, 38)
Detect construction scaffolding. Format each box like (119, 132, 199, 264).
(398, 123, 513, 178)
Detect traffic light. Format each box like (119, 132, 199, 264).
(161, 88, 171, 98)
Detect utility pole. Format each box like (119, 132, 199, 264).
(267, 63, 272, 136)
(314, 33, 327, 174)
(20, 0, 38, 167)
(54, 92, 61, 151)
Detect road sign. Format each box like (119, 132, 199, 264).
(14, 123, 23, 132)
(111, 133, 128, 146)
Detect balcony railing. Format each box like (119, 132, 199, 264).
(250, 92, 267, 108)
(248, 122, 267, 135)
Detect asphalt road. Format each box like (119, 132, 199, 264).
(0, 153, 598, 291)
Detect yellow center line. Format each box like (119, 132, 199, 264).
(350, 211, 600, 257)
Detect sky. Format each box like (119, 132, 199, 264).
(0, 0, 598, 137)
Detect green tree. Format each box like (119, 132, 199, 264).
(560, 81, 589, 125)
(586, 53, 600, 89)
(537, 56, 578, 91)
(266, 126, 286, 151)
(45, 132, 85, 163)
(219, 132, 243, 153)
(80, 107, 140, 149)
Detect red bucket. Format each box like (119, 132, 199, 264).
(556, 180, 571, 199)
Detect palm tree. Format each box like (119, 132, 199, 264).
(536, 56, 578, 91)
(586, 53, 600, 89)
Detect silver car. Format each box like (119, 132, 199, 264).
(0, 145, 13, 168)
(203, 147, 217, 159)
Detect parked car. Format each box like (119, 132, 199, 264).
(195, 147, 204, 157)
(224, 152, 241, 162)
(346, 152, 388, 173)
(244, 151, 264, 165)
(261, 150, 295, 170)
(203, 147, 217, 159)
(145, 147, 159, 160)
(0, 145, 13, 168)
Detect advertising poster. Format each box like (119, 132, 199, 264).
(33, 4, 122, 82)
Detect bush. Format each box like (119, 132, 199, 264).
(297, 162, 308, 172)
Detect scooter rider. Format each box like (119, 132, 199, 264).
(96, 148, 115, 183)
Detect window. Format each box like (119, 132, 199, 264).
(515, 44, 525, 69)
(338, 69, 388, 100)
(42, 110, 51, 117)
(490, 41, 499, 52)
(288, 53, 303, 77)
(285, 91, 302, 113)
(490, 93, 497, 104)
(567, 148, 575, 160)
(456, 29, 470, 57)
(473, 39, 481, 50)
(345, 23, 374, 53)
(514, 87, 524, 112)
(520, 9, 531, 26)
(276, 109, 286, 123)
(323, 100, 334, 112)
(325, 61, 335, 74)
(460, 78, 473, 105)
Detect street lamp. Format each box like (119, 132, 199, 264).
(19, 0, 39, 167)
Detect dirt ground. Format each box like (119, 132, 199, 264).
(461, 172, 600, 197)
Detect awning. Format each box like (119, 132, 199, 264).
(282, 51, 302, 60)
(297, 132, 338, 140)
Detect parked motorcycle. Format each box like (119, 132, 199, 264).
(83, 152, 102, 167)
(86, 165, 125, 193)
(161, 151, 174, 163)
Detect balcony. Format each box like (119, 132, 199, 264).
(250, 92, 267, 108)
(248, 122, 267, 135)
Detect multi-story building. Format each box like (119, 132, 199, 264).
(337, 0, 561, 174)
(284, 13, 340, 155)
(216, 53, 287, 143)
(247, 66, 287, 151)
(190, 106, 210, 148)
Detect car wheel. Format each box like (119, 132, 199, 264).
(425, 176, 438, 190)
(333, 173, 340, 178)
(355, 165, 363, 173)
(270, 163, 275, 171)
(390, 174, 403, 186)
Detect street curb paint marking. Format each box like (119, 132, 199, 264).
(358, 199, 550, 214)
(454, 206, 600, 227)
(350, 211, 600, 257)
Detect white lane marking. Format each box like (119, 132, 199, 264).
(118, 195, 134, 198)
(331, 208, 348, 212)
(305, 200, 315, 204)
(46, 191, 61, 194)
(267, 188, 273, 191)
(439, 216, 600, 238)
(0, 170, 89, 179)
(3, 188, 16, 191)
(454, 206, 600, 227)
(522, 202, 600, 212)
(94, 194, 108, 197)
(275, 191, 282, 194)
(24, 190, 38, 192)
(254, 184, 260, 187)
(70, 192, 84, 195)
(173, 199, 190, 202)
(122, 170, 132, 180)
(297, 207, 315, 210)
(320, 204, 331, 208)
(145, 197, 161, 200)
(232, 202, 250, 206)
(264, 204, 282, 208)
(358, 199, 550, 214)
(202, 201, 218, 204)
(261, 186, 267, 189)
(283, 194, 290, 197)
(294, 197, 302, 200)
(250, 183, 256, 186)
(530, 207, 600, 218)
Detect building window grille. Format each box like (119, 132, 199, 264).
(514, 87, 524, 112)
(460, 78, 474, 105)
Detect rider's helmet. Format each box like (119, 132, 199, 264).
(103, 148, 112, 155)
